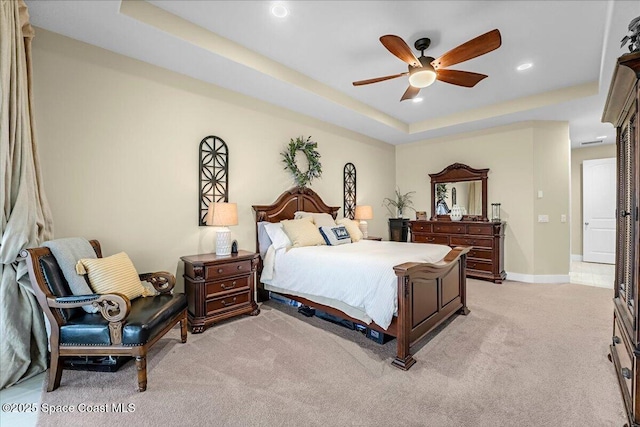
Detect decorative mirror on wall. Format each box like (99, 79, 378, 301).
(199, 135, 229, 226)
(429, 163, 489, 221)
(343, 163, 356, 219)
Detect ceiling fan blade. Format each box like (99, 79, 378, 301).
(352, 72, 408, 86)
(436, 69, 488, 87)
(380, 35, 421, 67)
(400, 85, 420, 102)
(431, 29, 501, 69)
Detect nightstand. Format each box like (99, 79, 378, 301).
(181, 251, 260, 333)
(364, 236, 382, 241)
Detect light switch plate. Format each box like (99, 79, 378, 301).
(560, 214, 567, 223)
(538, 215, 549, 223)
(537, 190, 543, 198)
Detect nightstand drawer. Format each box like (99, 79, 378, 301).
(206, 276, 250, 297)
(451, 236, 493, 248)
(206, 260, 252, 280)
(467, 225, 493, 235)
(433, 224, 465, 234)
(414, 234, 449, 245)
(206, 291, 251, 314)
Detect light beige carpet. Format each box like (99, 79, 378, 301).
(37, 279, 626, 426)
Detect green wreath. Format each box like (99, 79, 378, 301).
(281, 136, 322, 187)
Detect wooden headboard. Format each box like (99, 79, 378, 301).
(252, 187, 340, 252)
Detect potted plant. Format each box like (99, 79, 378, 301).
(383, 188, 415, 218)
(383, 188, 415, 242)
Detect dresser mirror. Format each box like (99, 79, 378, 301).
(429, 163, 489, 221)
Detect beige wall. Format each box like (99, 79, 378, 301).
(570, 144, 617, 256)
(31, 30, 396, 291)
(396, 121, 571, 279)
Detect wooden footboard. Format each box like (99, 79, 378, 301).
(392, 246, 470, 369)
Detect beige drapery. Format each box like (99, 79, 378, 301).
(0, 0, 53, 389)
(467, 181, 482, 216)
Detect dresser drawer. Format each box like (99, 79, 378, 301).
(468, 248, 493, 260)
(466, 259, 493, 272)
(467, 225, 493, 235)
(451, 236, 493, 248)
(414, 234, 449, 245)
(206, 276, 250, 297)
(433, 224, 466, 234)
(613, 314, 634, 403)
(411, 222, 432, 233)
(207, 291, 251, 314)
(205, 260, 252, 280)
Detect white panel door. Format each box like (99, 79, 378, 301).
(583, 158, 616, 264)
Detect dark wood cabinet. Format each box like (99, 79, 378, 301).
(603, 52, 640, 427)
(181, 250, 260, 333)
(410, 220, 506, 283)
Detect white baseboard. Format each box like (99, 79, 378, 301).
(571, 254, 583, 262)
(505, 272, 570, 284)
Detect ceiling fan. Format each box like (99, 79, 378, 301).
(353, 29, 502, 101)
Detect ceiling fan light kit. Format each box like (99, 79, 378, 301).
(353, 29, 502, 101)
(408, 57, 436, 88)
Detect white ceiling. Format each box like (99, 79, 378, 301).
(25, 0, 639, 146)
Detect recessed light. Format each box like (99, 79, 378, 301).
(271, 4, 289, 18)
(412, 97, 423, 103)
(516, 62, 533, 71)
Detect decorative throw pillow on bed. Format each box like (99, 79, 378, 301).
(281, 217, 326, 247)
(336, 218, 364, 242)
(319, 225, 352, 246)
(294, 211, 336, 228)
(75, 252, 152, 301)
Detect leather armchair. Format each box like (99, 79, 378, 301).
(22, 240, 187, 392)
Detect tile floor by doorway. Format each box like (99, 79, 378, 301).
(570, 260, 615, 288)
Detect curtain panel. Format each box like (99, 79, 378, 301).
(0, 0, 54, 389)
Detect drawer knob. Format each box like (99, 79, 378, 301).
(221, 297, 237, 307)
(237, 265, 242, 270)
(217, 268, 223, 274)
(613, 336, 621, 344)
(221, 281, 237, 290)
(622, 367, 632, 380)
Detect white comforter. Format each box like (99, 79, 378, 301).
(261, 240, 451, 329)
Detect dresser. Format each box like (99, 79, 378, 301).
(410, 220, 506, 283)
(181, 251, 260, 333)
(603, 52, 640, 427)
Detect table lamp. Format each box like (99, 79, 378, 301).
(206, 202, 238, 256)
(354, 205, 373, 239)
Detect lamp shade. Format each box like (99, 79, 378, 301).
(205, 202, 238, 226)
(354, 205, 373, 220)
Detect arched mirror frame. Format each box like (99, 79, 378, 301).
(429, 163, 489, 221)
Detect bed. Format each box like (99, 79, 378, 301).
(252, 187, 470, 370)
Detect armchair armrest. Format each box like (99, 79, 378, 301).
(139, 271, 176, 294)
(48, 293, 131, 345)
(47, 293, 131, 323)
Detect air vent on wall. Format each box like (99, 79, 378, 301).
(580, 140, 603, 146)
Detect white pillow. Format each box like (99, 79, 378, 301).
(257, 221, 272, 258)
(263, 222, 292, 250)
(336, 218, 363, 242)
(294, 211, 336, 228)
(319, 225, 352, 246)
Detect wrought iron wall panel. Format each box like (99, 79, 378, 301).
(343, 163, 356, 219)
(199, 136, 229, 225)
